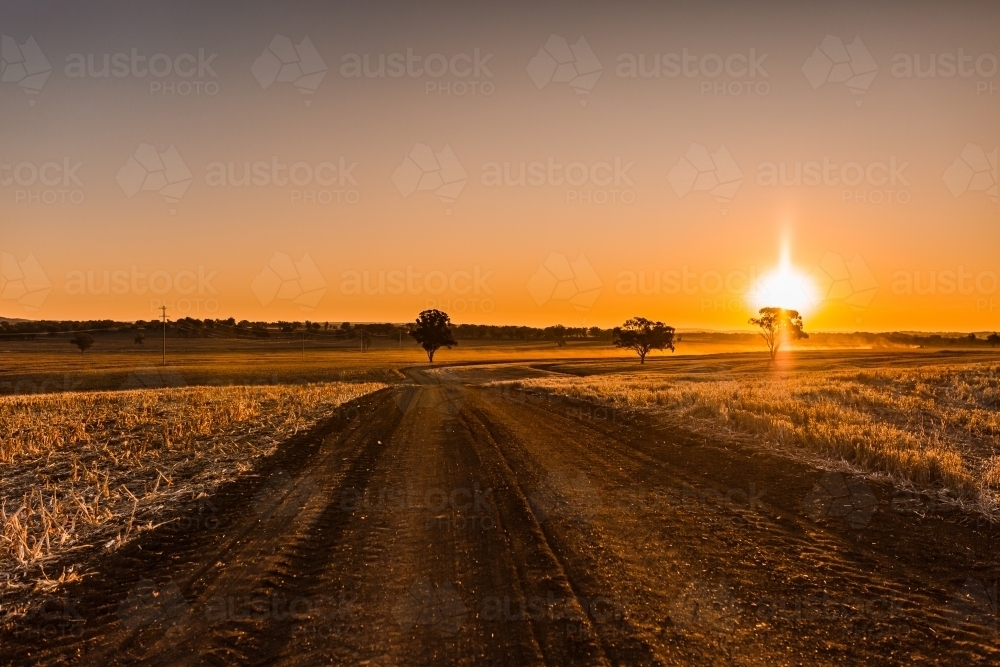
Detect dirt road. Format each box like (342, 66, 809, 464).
(5, 367, 999, 665)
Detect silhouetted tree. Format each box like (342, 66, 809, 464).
(749, 307, 807, 361)
(988, 332, 1000, 348)
(409, 309, 457, 362)
(612, 317, 676, 364)
(545, 325, 567, 347)
(70, 332, 94, 354)
(134, 331, 145, 345)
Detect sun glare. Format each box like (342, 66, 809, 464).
(748, 242, 818, 316)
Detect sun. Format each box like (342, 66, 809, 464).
(747, 243, 818, 316)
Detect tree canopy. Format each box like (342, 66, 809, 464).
(612, 317, 676, 364)
(409, 309, 457, 362)
(749, 307, 807, 361)
(70, 332, 95, 353)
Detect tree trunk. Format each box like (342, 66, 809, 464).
(639, 352, 646, 364)
(427, 349, 435, 363)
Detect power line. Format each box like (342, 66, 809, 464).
(160, 306, 169, 366)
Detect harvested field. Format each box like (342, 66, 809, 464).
(505, 363, 1000, 510)
(0, 381, 384, 607)
(4, 363, 998, 665)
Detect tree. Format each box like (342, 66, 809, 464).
(749, 307, 807, 361)
(545, 325, 567, 347)
(409, 309, 457, 362)
(134, 331, 145, 345)
(70, 332, 94, 354)
(988, 332, 1000, 348)
(612, 317, 676, 364)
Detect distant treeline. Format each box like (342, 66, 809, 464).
(867, 331, 1000, 348)
(1, 318, 997, 348)
(152, 318, 406, 340)
(0, 319, 120, 339)
(0, 317, 613, 345)
(451, 324, 612, 343)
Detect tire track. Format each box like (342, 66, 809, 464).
(2, 389, 401, 666)
(5, 369, 999, 665)
(469, 387, 1000, 665)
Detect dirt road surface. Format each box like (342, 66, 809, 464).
(4, 366, 999, 665)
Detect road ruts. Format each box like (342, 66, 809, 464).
(3, 368, 998, 666)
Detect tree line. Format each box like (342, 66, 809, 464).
(5, 311, 1000, 360)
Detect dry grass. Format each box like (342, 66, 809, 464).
(0, 382, 384, 592)
(507, 363, 1000, 506)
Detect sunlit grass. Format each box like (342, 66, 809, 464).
(507, 364, 1000, 507)
(0, 382, 384, 588)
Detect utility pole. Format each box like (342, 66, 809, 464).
(159, 305, 168, 366)
(398, 329, 402, 349)
(301, 331, 305, 359)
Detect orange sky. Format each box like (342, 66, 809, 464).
(2, 1, 998, 331)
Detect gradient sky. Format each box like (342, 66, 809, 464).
(2, 0, 998, 330)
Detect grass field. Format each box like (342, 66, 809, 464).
(3, 339, 1000, 661)
(505, 355, 1000, 511)
(0, 381, 384, 601)
(0, 331, 901, 395)
(0, 336, 633, 395)
(4, 339, 1000, 601)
